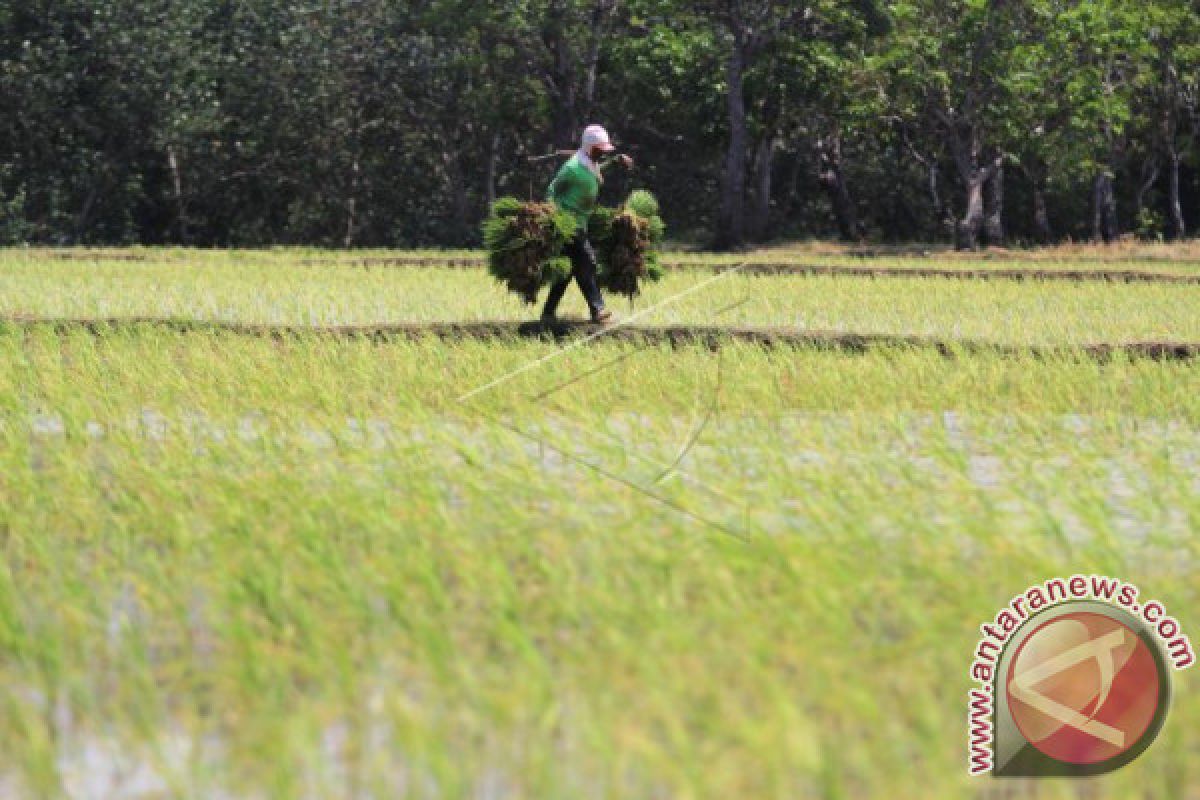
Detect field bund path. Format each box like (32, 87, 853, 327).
(297, 256, 1200, 286)
(6, 315, 1200, 362)
(37, 249, 1200, 284)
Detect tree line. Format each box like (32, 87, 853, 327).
(2, 0, 1197, 250)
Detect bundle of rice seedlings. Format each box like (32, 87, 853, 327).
(482, 197, 576, 304)
(626, 189, 660, 219)
(590, 190, 666, 299)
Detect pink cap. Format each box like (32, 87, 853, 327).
(582, 124, 615, 153)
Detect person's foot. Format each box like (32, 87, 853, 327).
(590, 308, 614, 325)
(540, 311, 557, 325)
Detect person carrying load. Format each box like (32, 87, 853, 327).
(541, 124, 634, 325)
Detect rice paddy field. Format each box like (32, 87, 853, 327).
(1, 246, 1199, 799)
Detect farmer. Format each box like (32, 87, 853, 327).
(542, 124, 634, 325)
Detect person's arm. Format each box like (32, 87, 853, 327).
(599, 154, 635, 173)
(547, 161, 571, 203)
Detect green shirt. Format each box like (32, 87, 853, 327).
(547, 154, 602, 228)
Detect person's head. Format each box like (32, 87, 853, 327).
(581, 124, 615, 160)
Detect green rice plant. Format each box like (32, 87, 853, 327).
(626, 188, 660, 220)
(589, 191, 666, 298)
(482, 198, 577, 303)
(10, 253, 1200, 345)
(2, 248, 1200, 800)
(489, 196, 524, 219)
(1, 326, 1198, 798)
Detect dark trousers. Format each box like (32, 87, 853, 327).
(543, 233, 605, 317)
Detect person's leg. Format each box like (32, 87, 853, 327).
(541, 275, 571, 320)
(570, 234, 606, 317)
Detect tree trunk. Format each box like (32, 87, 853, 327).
(749, 135, 774, 241)
(75, 154, 111, 244)
(580, 0, 617, 121)
(927, 160, 942, 221)
(166, 144, 188, 243)
(550, 93, 577, 150)
(956, 172, 985, 250)
(1033, 187, 1051, 244)
(545, 1, 579, 149)
(1157, 39, 1187, 241)
(716, 41, 748, 250)
(897, 130, 943, 233)
(780, 147, 806, 221)
(484, 132, 500, 211)
(442, 150, 471, 244)
(343, 157, 360, 248)
(1092, 170, 1118, 243)
(949, 134, 1001, 251)
(1166, 149, 1185, 240)
(817, 134, 860, 242)
(1135, 158, 1159, 222)
(983, 163, 1004, 246)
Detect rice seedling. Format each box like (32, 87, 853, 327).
(482, 199, 576, 304)
(589, 190, 667, 298)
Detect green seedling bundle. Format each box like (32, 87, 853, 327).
(482, 198, 576, 304)
(590, 189, 666, 298)
(484, 190, 666, 304)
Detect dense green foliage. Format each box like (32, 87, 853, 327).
(1, 0, 1197, 248)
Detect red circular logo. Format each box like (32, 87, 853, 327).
(1006, 611, 1162, 765)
